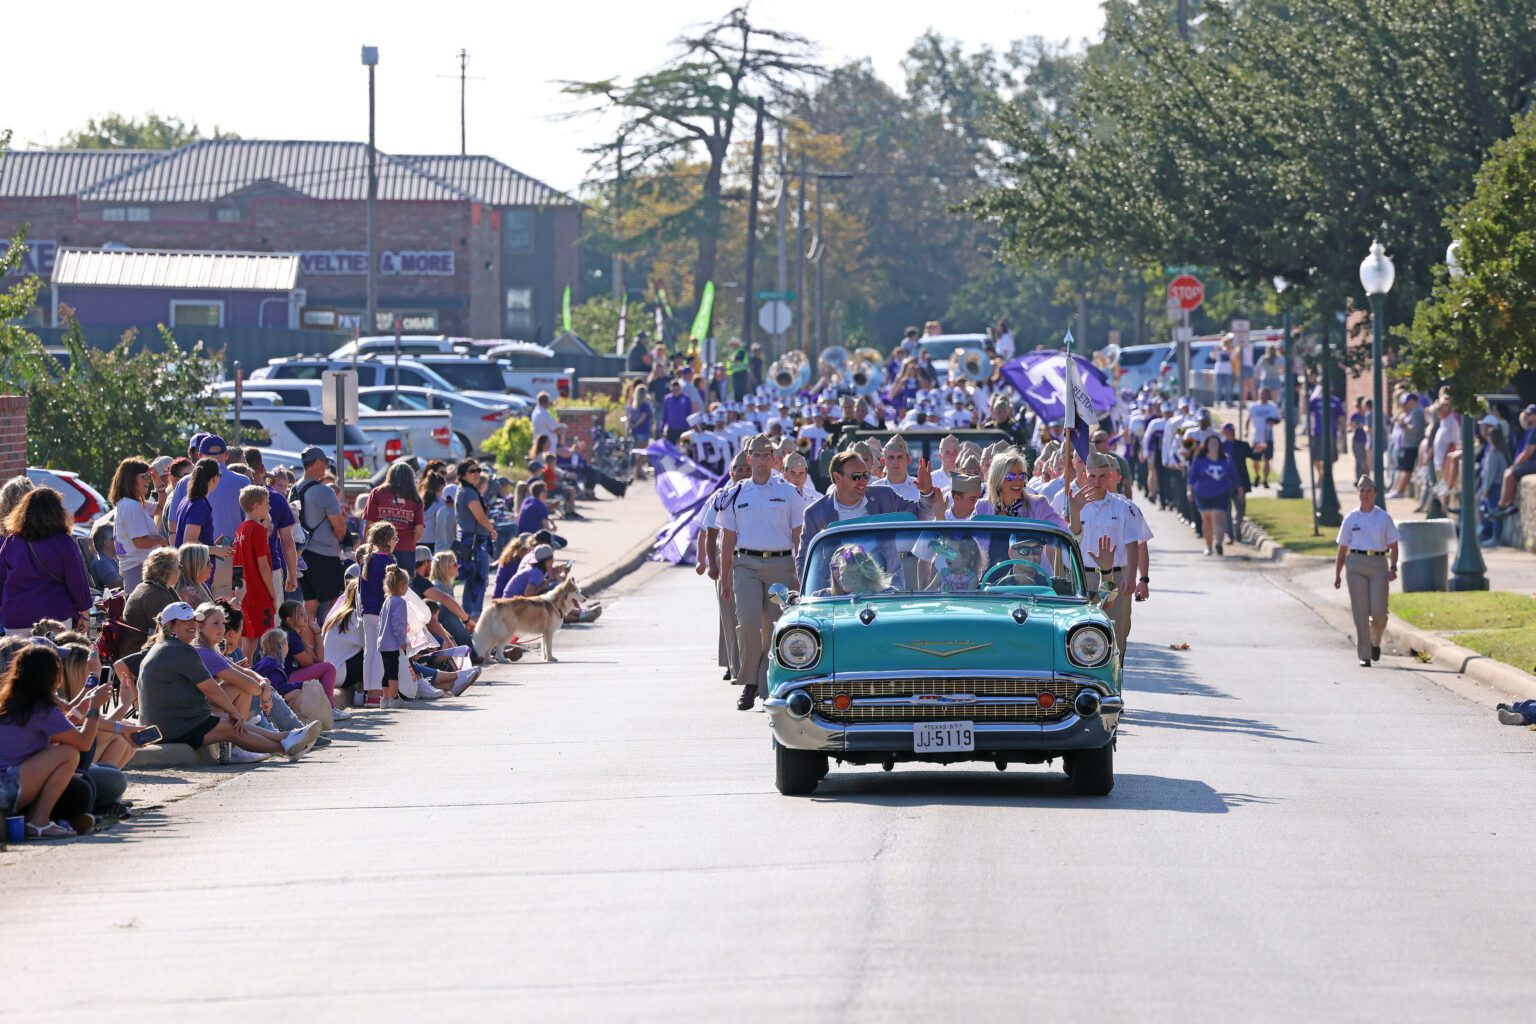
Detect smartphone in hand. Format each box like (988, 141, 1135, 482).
(130, 725, 163, 747)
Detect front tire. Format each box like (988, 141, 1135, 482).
(1065, 741, 1114, 796)
(775, 741, 826, 796)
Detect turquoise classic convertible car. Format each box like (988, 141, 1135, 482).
(764, 515, 1123, 796)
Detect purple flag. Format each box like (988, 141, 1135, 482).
(648, 440, 723, 514)
(647, 439, 725, 565)
(999, 351, 1115, 424)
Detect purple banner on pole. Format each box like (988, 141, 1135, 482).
(999, 351, 1115, 424)
(647, 439, 725, 565)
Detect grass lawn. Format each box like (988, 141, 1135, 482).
(1242, 497, 1340, 556)
(1388, 591, 1536, 675)
(1453, 627, 1536, 676)
(1389, 591, 1536, 632)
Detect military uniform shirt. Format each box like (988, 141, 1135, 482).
(1336, 507, 1400, 551)
(716, 478, 804, 550)
(1078, 494, 1153, 569)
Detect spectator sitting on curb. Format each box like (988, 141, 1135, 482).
(121, 548, 182, 659)
(1497, 700, 1536, 727)
(83, 521, 123, 593)
(0, 644, 101, 839)
(414, 548, 477, 652)
(137, 602, 316, 764)
(176, 543, 219, 608)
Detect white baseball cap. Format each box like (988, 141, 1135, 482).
(159, 602, 198, 625)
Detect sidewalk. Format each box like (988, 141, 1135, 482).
(90, 478, 669, 831)
(1224, 416, 1536, 704)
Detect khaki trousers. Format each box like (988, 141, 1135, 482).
(717, 574, 740, 678)
(1086, 568, 1132, 661)
(1345, 552, 1389, 661)
(732, 553, 797, 691)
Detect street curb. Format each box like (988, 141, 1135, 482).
(1382, 614, 1536, 704)
(580, 517, 668, 596)
(1238, 517, 1292, 562)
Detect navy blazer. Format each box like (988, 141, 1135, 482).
(797, 484, 935, 574)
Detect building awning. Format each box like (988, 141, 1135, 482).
(51, 247, 300, 291)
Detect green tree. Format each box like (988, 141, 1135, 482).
(972, 0, 1536, 327)
(1406, 107, 1536, 404)
(56, 112, 238, 149)
(28, 317, 224, 490)
(562, 6, 822, 306)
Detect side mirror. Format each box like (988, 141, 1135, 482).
(768, 583, 797, 609)
(1094, 581, 1119, 607)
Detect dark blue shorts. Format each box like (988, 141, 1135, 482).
(1194, 493, 1230, 512)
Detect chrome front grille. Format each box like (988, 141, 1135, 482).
(804, 677, 1084, 723)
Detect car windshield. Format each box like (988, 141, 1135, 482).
(918, 339, 983, 364)
(422, 362, 505, 392)
(801, 523, 1084, 600)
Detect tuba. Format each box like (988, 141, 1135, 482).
(818, 346, 851, 385)
(949, 347, 989, 383)
(769, 350, 811, 394)
(849, 356, 885, 396)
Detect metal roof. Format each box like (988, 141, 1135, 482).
(16, 140, 584, 207)
(394, 155, 576, 208)
(52, 247, 300, 291)
(0, 150, 158, 197)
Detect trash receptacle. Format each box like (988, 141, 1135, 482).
(1397, 519, 1457, 592)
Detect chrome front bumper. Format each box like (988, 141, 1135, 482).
(765, 684, 1122, 758)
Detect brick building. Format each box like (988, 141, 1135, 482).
(0, 140, 582, 340)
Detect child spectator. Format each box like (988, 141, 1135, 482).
(278, 601, 342, 720)
(232, 486, 278, 659)
(357, 523, 397, 709)
(378, 565, 412, 708)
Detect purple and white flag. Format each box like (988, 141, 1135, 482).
(647, 439, 725, 565)
(999, 350, 1114, 424)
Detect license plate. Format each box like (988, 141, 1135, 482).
(912, 721, 975, 753)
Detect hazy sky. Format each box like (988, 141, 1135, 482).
(9, 0, 1104, 195)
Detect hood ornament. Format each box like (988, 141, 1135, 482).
(893, 641, 993, 658)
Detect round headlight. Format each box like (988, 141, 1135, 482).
(1067, 625, 1112, 668)
(776, 627, 820, 670)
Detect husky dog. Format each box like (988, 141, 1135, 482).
(472, 577, 585, 663)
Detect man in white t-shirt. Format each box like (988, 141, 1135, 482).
(530, 392, 562, 455)
(994, 318, 1015, 360)
(1247, 388, 1283, 488)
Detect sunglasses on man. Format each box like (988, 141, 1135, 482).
(842, 471, 870, 482)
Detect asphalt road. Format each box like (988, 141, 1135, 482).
(3, 502, 1535, 1022)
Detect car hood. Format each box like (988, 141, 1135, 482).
(791, 595, 1083, 677)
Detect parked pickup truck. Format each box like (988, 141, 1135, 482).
(215, 382, 464, 465)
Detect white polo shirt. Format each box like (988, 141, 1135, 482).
(1337, 506, 1400, 552)
(717, 477, 804, 551)
(1078, 494, 1153, 570)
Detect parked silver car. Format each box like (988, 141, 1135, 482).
(356, 385, 515, 455)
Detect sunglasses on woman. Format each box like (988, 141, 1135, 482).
(1004, 471, 1028, 482)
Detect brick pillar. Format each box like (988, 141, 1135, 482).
(556, 408, 600, 460)
(0, 396, 26, 480)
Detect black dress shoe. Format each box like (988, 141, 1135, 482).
(1359, 659, 1372, 668)
(722, 670, 733, 681)
(1371, 645, 1381, 661)
(736, 685, 758, 711)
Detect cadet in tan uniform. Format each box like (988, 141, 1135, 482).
(698, 451, 751, 681)
(1333, 476, 1400, 667)
(719, 434, 805, 710)
(1071, 452, 1153, 663)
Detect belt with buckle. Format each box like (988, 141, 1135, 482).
(1085, 567, 1125, 575)
(1350, 549, 1387, 556)
(737, 548, 791, 558)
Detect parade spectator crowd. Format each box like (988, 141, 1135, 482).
(0, 424, 608, 842)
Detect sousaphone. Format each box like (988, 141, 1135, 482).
(948, 347, 989, 383)
(769, 350, 811, 394)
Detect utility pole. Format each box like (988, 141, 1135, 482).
(612, 136, 625, 302)
(437, 50, 482, 156)
(774, 121, 788, 361)
(742, 97, 765, 355)
(795, 157, 807, 352)
(814, 176, 825, 352)
(362, 46, 379, 337)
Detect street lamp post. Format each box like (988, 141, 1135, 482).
(1317, 314, 1343, 527)
(1275, 276, 1304, 498)
(1359, 240, 1395, 494)
(1445, 240, 1489, 591)
(362, 45, 379, 338)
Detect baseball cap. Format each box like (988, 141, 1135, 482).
(532, 543, 554, 562)
(443, 483, 459, 502)
(198, 434, 228, 456)
(1524, 405, 1536, 418)
(415, 545, 433, 565)
(159, 601, 198, 625)
(189, 432, 208, 452)
(301, 445, 329, 466)
(150, 455, 174, 474)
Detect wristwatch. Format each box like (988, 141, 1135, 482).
(1139, 576, 1151, 583)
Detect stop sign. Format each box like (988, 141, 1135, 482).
(1168, 274, 1204, 312)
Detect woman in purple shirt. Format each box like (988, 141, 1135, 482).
(0, 488, 92, 634)
(173, 459, 230, 560)
(0, 645, 103, 838)
(1188, 435, 1237, 557)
